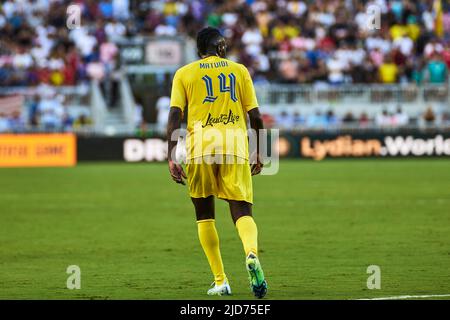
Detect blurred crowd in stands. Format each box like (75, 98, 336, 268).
(0, 0, 124, 86)
(262, 105, 450, 129)
(0, 0, 450, 133)
(0, 0, 449, 87)
(0, 89, 92, 133)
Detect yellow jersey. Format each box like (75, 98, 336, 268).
(379, 63, 398, 83)
(170, 56, 259, 160)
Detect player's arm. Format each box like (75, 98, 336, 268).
(248, 108, 264, 176)
(167, 71, 187, 185)
(167, 107, 186, 185)
(241, 65, 264, 176)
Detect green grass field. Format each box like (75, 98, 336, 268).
(1, 159, 450, 300)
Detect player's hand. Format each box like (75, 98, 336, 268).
(251, 155, 263, 176)
(168, 160, 187, 185)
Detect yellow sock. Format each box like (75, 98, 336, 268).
(236, 215, 258, 256)
(197, 219, 226, 285)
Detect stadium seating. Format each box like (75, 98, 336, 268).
(0, 0, 449, 133)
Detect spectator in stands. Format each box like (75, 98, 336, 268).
(424, 37, 444, 58)
(241, 21, 264, 57)
(406, 15, 421, 42)
(306, 111, 327, 128)
(359, 112, 370, 128)
(379, 54, 399, 84)
(393, 106, 410, 127)
(278, 58, 299, 84)
(62, 112, 74, 132)
(426, 52, 448, 83)
(325, 110, 339, 126)
(99, 0, 114, 20)
(393, 31, 414, 58)
(441, 111, 450, 125)
(0, 112, 9, 132)
(73, 114, 93, 129)
(276, 111, 294, 129)
(326, 52, 348, 85)
(342, 111, 356, 125)
(411, 59, 425, 84)
(443, 41, 450, 68)
(113, 0, 130, 21)
(105, 18, 127, 39)
(28, 94, 40, 127)
(8, 110, 25, 132)
(38, 92, 64, 131)
(376, 109, 393, 127)
(292, 111, 305, 128)
(423, 106, 436, 126)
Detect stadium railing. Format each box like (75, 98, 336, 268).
(2, 82, 449, 135)
(254, 83, 450, 106)
(90, 80, 108, 133)
(120, 74, 138, 132)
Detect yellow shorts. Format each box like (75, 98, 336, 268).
(185, 155, 253, 204)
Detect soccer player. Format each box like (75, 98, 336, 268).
(166, 27, 267, 298)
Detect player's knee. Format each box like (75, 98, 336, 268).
(231, 212, 252, 225)
(196, 212, 215, 221)
(228, 201, 252, 224)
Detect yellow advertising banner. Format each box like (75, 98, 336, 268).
(0, 134, 77, 167)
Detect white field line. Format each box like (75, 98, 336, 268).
(356, 294, 450, 300)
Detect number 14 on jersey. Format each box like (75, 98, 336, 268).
(202, 73, 238, 104)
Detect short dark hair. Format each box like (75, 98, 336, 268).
(196, 27, 223, 56)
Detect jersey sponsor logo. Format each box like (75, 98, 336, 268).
(202, 109, 240, 128)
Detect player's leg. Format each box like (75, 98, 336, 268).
(218, 156, 267, 298)
(228, 201, 257, 255)
(228, 200, 267, 298)
(186, 158, 230, 295)
(221, 159, 258, 256)
(192, 197, 230, 296)
(192, 196, 215, 221)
